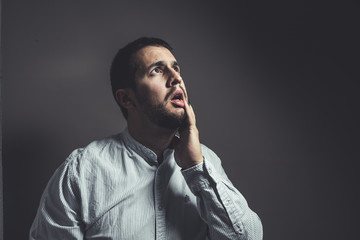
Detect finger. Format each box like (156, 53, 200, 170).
(184, 101, 196, 126)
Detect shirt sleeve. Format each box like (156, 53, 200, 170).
(181, 146, 263, 240)
(29, 150, 84, 240)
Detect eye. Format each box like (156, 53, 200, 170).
(150, 68, 162, 75)
(173, 65, 180, 72)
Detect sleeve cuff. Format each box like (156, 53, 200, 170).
(181, 158, 221, 194)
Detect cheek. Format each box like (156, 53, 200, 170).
(137, 84, 165, 102)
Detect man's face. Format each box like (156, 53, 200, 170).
(132, 46, 188, 129)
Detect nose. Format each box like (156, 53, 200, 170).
(167, 68, 182, 87)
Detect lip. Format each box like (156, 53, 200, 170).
(170, 89, 185, 108)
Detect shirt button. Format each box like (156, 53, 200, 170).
(208, 168, 212, 174)
(158, 205, 163, 210)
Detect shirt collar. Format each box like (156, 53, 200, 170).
(121, 128, 174, 166)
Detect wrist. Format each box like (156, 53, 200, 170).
(181, 156, 204, 170)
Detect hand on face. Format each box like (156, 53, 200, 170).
(122, 45, 203, 167)
(172, 99, 203, 169)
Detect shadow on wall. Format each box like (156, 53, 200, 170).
(3, 126, 65, 237)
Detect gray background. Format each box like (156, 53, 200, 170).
(2, 0, 359, 239)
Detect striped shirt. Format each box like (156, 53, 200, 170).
(30, 128, 262, 239)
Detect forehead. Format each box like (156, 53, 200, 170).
(133, 46, 176, 67)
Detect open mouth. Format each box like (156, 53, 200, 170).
(170, 90, 185, 108)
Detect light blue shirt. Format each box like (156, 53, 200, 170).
(30, 129, 263, 239)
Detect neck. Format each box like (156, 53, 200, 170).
(127, 118, 177, 161)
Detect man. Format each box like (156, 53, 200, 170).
(30, 37, 263, 239)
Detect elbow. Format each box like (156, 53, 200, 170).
(242, 211, 263, 240)
(235, 209, 263, 240)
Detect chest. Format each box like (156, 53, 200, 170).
(83, 164, 207, 240)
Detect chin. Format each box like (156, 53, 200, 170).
(157, 111, 186, 130)
(171, 106, 185, 114)
(143, 102, 186, 129)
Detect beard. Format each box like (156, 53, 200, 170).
(144, 103, 186, 129)
(136, 91, 187, 129)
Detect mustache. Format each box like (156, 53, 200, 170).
(165, 86, 187, 101)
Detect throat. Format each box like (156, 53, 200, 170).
(127, 120, 178, 163)
(157, 154, 164, 165)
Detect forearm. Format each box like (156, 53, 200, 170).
(182, 157, 263, 240)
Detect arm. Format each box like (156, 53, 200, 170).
(181, 148, 263, 240)
(173, 102, 263, 240)
(29, 151, 84, 240)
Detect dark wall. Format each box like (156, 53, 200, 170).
(0, 1, 3, 239)
(2, 1, 359, 239)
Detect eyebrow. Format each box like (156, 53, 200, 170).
(147, 60, 179, 72)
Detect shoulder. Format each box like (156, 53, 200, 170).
(200, 143, 232, 182)
(200, 144, 220, 161)
(63, 133, 128, 178)
(200, 144, 223, 166)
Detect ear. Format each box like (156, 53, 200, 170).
(115, 89, 136, 109)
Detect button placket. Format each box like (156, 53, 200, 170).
(154, 168, 166, 240)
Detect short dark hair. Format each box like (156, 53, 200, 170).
(110, 37, 173, 119)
